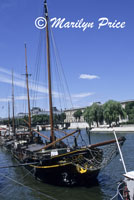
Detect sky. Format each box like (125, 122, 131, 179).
(0, 0, 134, 118)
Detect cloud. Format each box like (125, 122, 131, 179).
(0, 67, 95, 106)
(0, 98, 11, 102)
(72, 92, 94, 98)
(0, 67, 20, 78)
(79, 74, 100, 80)
(0, 67, 62, 97)
(15, 95, 45, 101)
(0, 95, 45, 103)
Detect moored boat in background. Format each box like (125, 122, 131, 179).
(111, 130, 134, 200)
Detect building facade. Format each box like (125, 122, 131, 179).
(64, 107, 86, 123)
(17, 106, 62, 118)
(64, 100, 134, 125)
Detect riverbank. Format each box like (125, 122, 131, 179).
(91, 126, 134, 133)
(67, 122, 134, 133)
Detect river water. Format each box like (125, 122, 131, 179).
(0, 130, 133, 200)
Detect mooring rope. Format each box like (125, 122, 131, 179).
(0, 172, 58, 200)
(0, 167, 35, 194)
(0, 162, 39, 169)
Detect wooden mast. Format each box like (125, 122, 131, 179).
(44, 0, 55, 142)
(8, 101, 10, 134)
(24, 44, 32, 135)
(12, 70, 15, 135)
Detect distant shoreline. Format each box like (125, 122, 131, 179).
(68, 122, 134, 133)
(90, 126, 134, 133)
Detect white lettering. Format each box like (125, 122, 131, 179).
(98, 17, 108, 29)
(71, 22, 75, 28)
(120, 22, 126, 28)
(64, 22, 71, 28)
(98, 17, 126, 29)
(50, 17, 65, 28)
(35, 17, 126, 31)
(50, 18, 94, 31)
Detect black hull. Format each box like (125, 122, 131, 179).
(11, 146, 102, 186)
(25, 163, 100, 186)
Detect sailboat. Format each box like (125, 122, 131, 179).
(1, 71, 16, 149)
(4, 0, 126, 186)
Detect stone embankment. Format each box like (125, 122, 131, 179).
(68, 122, 134, 133)
(91, 126, 134, 133)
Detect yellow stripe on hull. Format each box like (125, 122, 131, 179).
(30, 162, 72, 169)
(51, 148, 87, 159)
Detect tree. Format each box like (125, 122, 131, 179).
(53, 114, 60, 125)
(53, 113, 66, 125)
(73, 109, 82, 122)
(83, 106, 93, 128)
(83, 103, 103, 127)
(59, 113, 66, 123)
(125, 102, 134, 122)
(32, 114, 49, 125)
(17, 117, 28, 126)
(103, 100, 126, 127)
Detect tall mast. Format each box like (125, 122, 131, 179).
(44, 0, 55, 142)
(24, 44, 32, 134)
(12, 70, 15, 135)
(8, 101, 10, 133)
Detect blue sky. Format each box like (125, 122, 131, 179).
(0, 0, 134, 118)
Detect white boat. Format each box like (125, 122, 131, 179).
(111, 130, 134, 200)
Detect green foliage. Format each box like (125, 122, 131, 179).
(53, 113, 66, 125)
(103, 100, 126, 126)
(73, 109, 82, 121)
(60, 113, 66, 122)
(125, 102, 134, 122)
(32, 114, 49, 125)
(32, 113, 66, 125)
(83, 106, 93, 127)
(83, 103, 103, 127)
(17, 117, 27, 126)
(84, 101, 126, 127)
(0, 113, 66, 127)
(1, 119, 9, 125)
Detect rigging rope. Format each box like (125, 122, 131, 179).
(50, 27, 73, 110)
(0, 162, 39, 169)
(68, 140, 124, 172)
(79, 130, 87, 146)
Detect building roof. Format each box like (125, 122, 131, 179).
(64, 107, 87, 112)
(120, 100, 134, 104)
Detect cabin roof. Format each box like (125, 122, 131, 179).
(26, 144, 44, 152)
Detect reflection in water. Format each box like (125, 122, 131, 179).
(0, 130, 133, 200)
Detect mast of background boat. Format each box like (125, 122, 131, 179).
(44, 0, 55, 142)
(24, 44, 32, 135)
(8, 101, 11, 134)
(12, 70, 15, 135)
